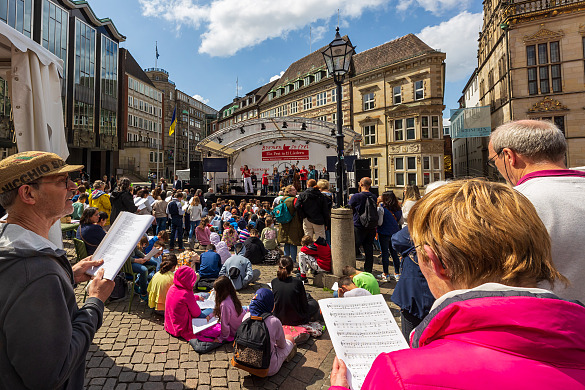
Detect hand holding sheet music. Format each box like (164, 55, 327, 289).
(86, 212, 154, 280)
(319, 295, 409, 390)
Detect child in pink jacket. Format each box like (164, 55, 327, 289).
(164, 266, 205, 341)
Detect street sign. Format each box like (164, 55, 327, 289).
(450, 106, 492, 138)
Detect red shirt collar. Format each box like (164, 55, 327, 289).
(516, 169, 585, 186)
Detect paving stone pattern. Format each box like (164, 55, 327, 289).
(64, 240, 402, 389)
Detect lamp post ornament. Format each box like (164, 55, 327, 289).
(322, 27, 355, 207)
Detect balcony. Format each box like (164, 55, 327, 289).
(507, 0, 584, 16)
(144, 68, 169, 75)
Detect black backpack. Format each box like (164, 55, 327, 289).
(230, 313, 272, 377)
(359, 195, 379, 229)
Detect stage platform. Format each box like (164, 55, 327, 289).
(214, 192, 277, 204)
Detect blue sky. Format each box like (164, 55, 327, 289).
(90, 0, 483, 120)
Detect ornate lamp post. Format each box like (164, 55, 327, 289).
(322, 27, 355, 206)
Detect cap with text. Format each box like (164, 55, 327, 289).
(0, 151, 83, 194)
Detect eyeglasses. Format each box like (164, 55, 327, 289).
(30, 175, 73, 189)
(486, 152, 500, 168)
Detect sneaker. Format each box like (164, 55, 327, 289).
(376, 273, 389, 282)
(394, 274, 400, 281)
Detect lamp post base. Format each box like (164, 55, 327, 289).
(331, 208, 356, 277)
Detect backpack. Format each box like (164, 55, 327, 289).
(272, 197, 294, 224)
(230, 313, 272, 377)
(359, 195, 379, 229)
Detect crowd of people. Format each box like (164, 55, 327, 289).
(1, 119, 585, 389)
(240, 164, 331, 195)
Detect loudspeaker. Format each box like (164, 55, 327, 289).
(369, 187, 379, 197)
(354, 158, 371, 183)
(190, 161, 204, 185)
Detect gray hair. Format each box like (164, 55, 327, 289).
(490, 120, 566, 162)
(0, 188, 18, 210)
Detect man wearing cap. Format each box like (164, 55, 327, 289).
(0, 151, 115, 389)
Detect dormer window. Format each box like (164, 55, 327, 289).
(304, 75, 313, 86)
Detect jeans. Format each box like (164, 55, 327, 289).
(132, 258, 157, 296)
(401, 310, 423, 343)
(354, 227, 376, 273)
(170, 222, 184, 250)
(262, 184, 268, 194)
(189, 220, 200, 240)
(155, 218, 167, 235)
(325, 227, 331, 246)
(283, 244, 298, 262)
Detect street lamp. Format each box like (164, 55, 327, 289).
(322, 27, 355, 207)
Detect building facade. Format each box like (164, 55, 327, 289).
(477, 0, 585, 168)
(118, 49, 164, 180)
(0, 0, 124, 181)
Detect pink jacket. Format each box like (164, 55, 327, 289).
(331, 288, 585, 390)
(217, 295, 246, 343)
(164, 266, 201, 341)
(196, 226, 211, 246)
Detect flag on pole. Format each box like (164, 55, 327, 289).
(169, 107, 176, 136)
(156, 42, 160, 59)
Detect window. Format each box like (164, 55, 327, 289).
(414, 80, 424, 100)
(363, 93, 375, 110)
(304, 75, 313, 86)
(394, 156, 417, 186)
(394, 119, 403, 141)
(42, 0, 68, 111)
(422, 116, 441, 139)
(1, 0, 32, 37)
(303, 96, 312, 111)
(331, 87, 343, 103)
(371, 157, 379, 186)
(432, 116, 440, 138)
(290, 101, 297, 114)
(406, 118, 415, 140)
(421, 116, 430, 139)
(73, 19, 96, 133)
(294, 80, 302, 90)
(422, 155, 442, 185)
(282, 104, 288, 116)
(537, 116, 566, 135)
(393, 86, 401, 104)
(527, 41, 561, 95)
(316, 92, 327, 106)
(317, 115, 327, 122)
(363, 125, 376, 145)
(331, 113, 337, 124)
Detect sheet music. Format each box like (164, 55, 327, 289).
(319, 295, 409, 390)
(197, 298, 215, 309)
(144, 246, 162, 261)
(192, 317, 218, 334)
(86, 212, 154, 280)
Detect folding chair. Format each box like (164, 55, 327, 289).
(72, 238, 88, 264)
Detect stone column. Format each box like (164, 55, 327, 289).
(330, 208, 356, 276)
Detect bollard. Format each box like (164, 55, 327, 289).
(330, 208, 356, 276)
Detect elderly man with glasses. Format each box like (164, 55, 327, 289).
(0, 151, 114, 389)
(487, 119, 585, 302)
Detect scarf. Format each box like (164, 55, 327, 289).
(249, 288, 274, 317)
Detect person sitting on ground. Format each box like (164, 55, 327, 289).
(71, 193, 88, 220)
(272, 256, 320, 326)
(337, 276, 372, 298)
(243, 228, 268, 265)
(241, 288, 297, 376)
(256, 209, 267, 232)
(249, 214, 258, 229)
(145, 230, 169, 254)
(198, 244, 222, 280)
(329, 179, 585, 390)
(164, 266, 206, 341)
(238, 212, 250, 231)
(76, 207, 106, 255)
(222, 221, 239, 250)
(341, 266, 380, 296)
(210, 232, 231, 264)
(190, 275, 247, 353)
(195, 217, 212, 248)
(72, 185, 86, 203)
(261, 216, 278, 250)
(148, 254, 178, 314)
(96, 211, 108, 228)
(131, 236, 158, 300)
(298, 235, 331, 282)
(238, 223, 251, 243)
(219, 242, 261, 290)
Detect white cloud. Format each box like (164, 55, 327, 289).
(416, 11, 482, 82)
(192, 94, 209, 104)
(269, 71, 285, 82)
(139, 0, 388, 57)
(397, 0, 470, 15)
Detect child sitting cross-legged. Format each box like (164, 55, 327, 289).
(298, 235, 332, 282)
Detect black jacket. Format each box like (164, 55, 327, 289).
(110, 190, 138, 224)
(271, 276, 310, 326)
(295, 187, 330, 226)
(243, 236, 267, 264)
(203, 192, 216, 208)
(0, 224, 105, 390)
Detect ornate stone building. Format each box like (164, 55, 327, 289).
(477, 0, 585, 167)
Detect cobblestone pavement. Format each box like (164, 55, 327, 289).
(65, 240, 401, 390)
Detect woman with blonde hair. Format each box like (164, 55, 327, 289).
(330, 179, 584, 390)
(187, 196, 203, 250)
(401, 184, 420, 224)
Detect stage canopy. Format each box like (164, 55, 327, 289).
(196, 117, 361, 159)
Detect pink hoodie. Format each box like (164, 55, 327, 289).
(164, 266, 201, 341)
(330, 289, 585, 390)
(210, 232, 231, 264)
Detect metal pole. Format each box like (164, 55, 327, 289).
(173, 121, 176, 177)
(157, 116, 160, 181)
(335, 77, 345, 207)
(187, 111, 190, 166)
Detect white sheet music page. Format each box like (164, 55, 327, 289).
(86, 212, 154, 280)
(319, 294, 409, 390)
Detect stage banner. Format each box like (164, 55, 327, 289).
(450, 106, 492, 138)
